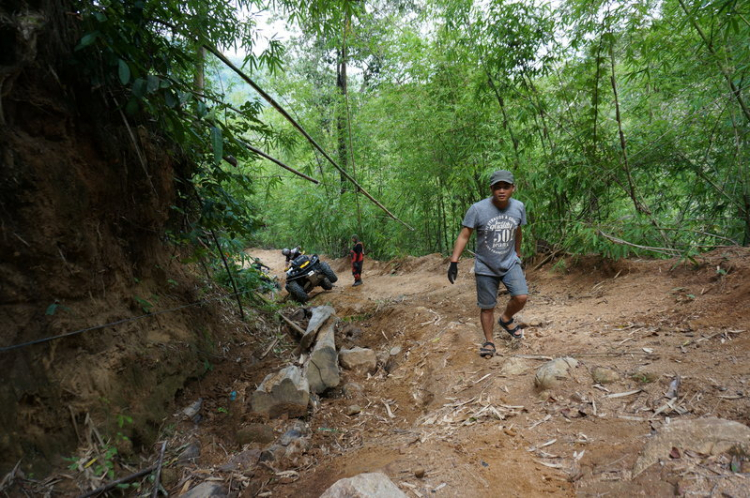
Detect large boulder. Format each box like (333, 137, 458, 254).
(251, 366, 310, 418)
(339, 347, 378, 375)
(634, 417, 750, 476)
(319, 472, 407, 498)
(304, 317, 340, 393)
(300, 306, 336, 351)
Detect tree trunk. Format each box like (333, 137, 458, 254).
(336, 15, 350, 194)
(743, 194, 750, 246)
(609, 40, 648, 216)
(485, 72, 521, 168)
(609, 37, 673, 248)
(194, 46, 205, 92)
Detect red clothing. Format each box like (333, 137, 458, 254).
(351, 241, 364, 262)
(351, 241, 364, 281)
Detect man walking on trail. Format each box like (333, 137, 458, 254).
(447, 170, 528, 358)
(351, 235, 364, 286)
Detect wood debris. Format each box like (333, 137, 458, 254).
(399, 482, 423, 497)
(528, 414, 552, 429)
(418, 396, 521, 427)
(472, 373, 492, 384)
(527, 439, 557, 452)
(605, 389, 642, 399)
(382, 400, 396, 419)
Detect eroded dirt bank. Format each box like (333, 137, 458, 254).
(78, 246, 748, 498)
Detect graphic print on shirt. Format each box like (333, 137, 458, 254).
(482, 214, 518, 255)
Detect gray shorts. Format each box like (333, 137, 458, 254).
(475, 263, 528, 309)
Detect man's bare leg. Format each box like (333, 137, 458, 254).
(499, 294, 528, 325)
(480, 308, 495, 344)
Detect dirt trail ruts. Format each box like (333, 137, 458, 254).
(175, 247, 750, 497)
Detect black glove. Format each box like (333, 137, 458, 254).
(447, 262, 458, 284)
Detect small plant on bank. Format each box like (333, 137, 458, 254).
(134, 296, 154, 313)
(631, 372, 657, 384)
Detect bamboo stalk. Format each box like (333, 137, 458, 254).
(204, 46, 415, 231)
(151, 441, 167, 498)
(78, 464, 157, 498)
(278, 313, 307, 338)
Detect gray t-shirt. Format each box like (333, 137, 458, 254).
(462, 197, 527, 277)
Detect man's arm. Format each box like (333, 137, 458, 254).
(448, 227, 472, 284)
(451, 227, 473, 262)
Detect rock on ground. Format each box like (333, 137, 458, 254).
(236, 424, 274, 445)
(534, 357, 579, 389)
(319, 472, 407, 498)
(633, 417, 750, 476)
(305, 317, 340, 393)
(591, 366, 620, 384)
(500, 357, 529, 376)
(251, 365, 310, 418)
(180, 482, 226, 498)
(301, 306, 336, 351)
(339, 347, 378, 375)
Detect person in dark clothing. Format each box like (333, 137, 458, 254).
(251, 258, 270, 272)
(350, 235, 364, 286)
(282, 247, 302, 267)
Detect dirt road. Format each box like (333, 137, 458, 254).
(174, 247, 750, 497)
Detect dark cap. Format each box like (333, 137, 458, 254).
(490, 170, 515, 186)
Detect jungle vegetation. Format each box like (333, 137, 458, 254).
(73, 0, 750, 263)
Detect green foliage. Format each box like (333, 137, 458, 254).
(65, 414, 132, 483)
(631, 371, 657, 384)
(70, 0, 309, 286)
(134, 296, 155, 313)
(71, 0, 750, 261)
(117, 414, 133, 429)
(202, 358, 214, 374)
(45, 303, 72, 315)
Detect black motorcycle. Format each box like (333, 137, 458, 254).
(285, 254, 338, 302)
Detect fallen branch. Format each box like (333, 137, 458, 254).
(697, 329, 745, 343)
(278, 313, 307, 339)
(605, 389, 642, 399)
(382, 400, 396, 419)
(513, 354, 553, 361)
(238, 139, 319, 184)
(151, 442, 167, 498)
(205, 46, 415, 231)
(260, 337, 279, 359)
(532, 249, 562, 272)
(597, 230, 680, 256)
(78, 464, 157, 498)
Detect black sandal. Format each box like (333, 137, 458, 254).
(498, 317, 523, 339)
(479, 341, 496, 358)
